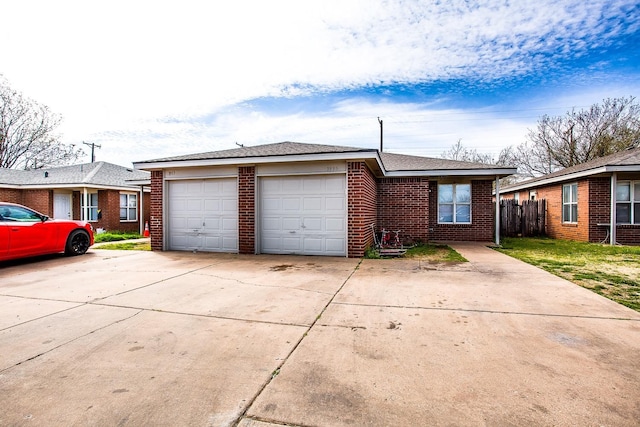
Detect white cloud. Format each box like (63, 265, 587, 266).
(1, 0, 638, 166)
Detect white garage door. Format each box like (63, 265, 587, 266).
(167, 178, 238, 252)
(260, 175, 346, 256)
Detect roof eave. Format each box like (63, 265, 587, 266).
(1, 183, 144, 191)
(134, 151, 383, 170)
(385, 168, 517, 178)
(499, 166, 611, 194)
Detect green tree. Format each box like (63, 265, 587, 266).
(0, 76, 83, 169)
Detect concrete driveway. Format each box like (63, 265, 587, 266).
(0, 245, 639, 426)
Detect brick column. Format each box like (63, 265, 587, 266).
(150, 170, 164, 251)
(238, 166, 256, 254)
(347, 162, 377, 257)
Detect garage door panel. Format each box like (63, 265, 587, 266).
(325, 238, 345, 253)
(303, 238, 322, 252)
(168, 178, 238, 252)
(186, 199, 202, 211)
(262, 217, 281, 231)
(203, 217, 220, 230)
(263, 198, 281, 211)
(282, 237, 301, 251)
(325, 176, 344, 191)
(203, 199, 220, 212)
(282, 217, 300, 230)
(186, 217, 203, 229)
(282, 198, 301, 211)
(222, 218, 237, 231)
(325, 217, 345, 232)
(222, 198, 237, 213)
(282, 179, 302, 192)
(326, 197, 345, 211)
(303, 197, 322, 211)
(260, 175, 346, 256)
(262, 179, 281, 192)
(261, 237, 280, 252)
(303, 217, 322, 232)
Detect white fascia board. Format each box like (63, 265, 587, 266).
(126, 179, 151, 186)
(606, 165, 640, 172)
(134, 151, 382, 171)
(384, 168, 517, 178)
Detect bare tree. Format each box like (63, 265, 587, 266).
(0, 77, 83, 169)
(441, 139, 515, 166)
(514, 97, 640, 176)
(441, 139, 495, 164)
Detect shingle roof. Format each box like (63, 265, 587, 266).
(380, 152, 505, 171)
(501, 147, 640, 192)
(0, 162, 150, 187)
(136, 141, 377, 163)
(136, 141, 513, 173)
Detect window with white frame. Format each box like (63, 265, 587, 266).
(616, 181, 640, 224)
(120, 193, 138, 221)
(438, 183, 471, 223)
(562, 183, 578, 223)
(81, 193, 98, 221)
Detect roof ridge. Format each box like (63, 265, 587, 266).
(83, 161, 104, 183)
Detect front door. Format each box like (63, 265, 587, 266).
(53, 193, 72, 219)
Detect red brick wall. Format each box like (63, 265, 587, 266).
(348, 162, 377, 257)
(377, 177, 429, 244)
(0, 189, 22, 204)
(238, 166, 255, 254)
(429, 180, 495, 241)
(588, 178, 610, 243)
(20, 190, 52, 215)
(535, 181, 588, 241)
(150, 170, 164, 251)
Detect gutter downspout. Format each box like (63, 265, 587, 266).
(495, 175, 500, 245)
(610, 173, 617, 245)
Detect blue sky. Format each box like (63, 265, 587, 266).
(1, 0, 639, 167)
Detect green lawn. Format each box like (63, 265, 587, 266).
(496, 237, 640, 312)
(94, 231, 143, 243)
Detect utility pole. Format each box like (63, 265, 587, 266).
(377, 117, 383, 152)
(82, 141, 102, 163)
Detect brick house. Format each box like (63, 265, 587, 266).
(0, 162, 151, 234)
(499, 147, 640, 245)
(134, 142, 516, 257)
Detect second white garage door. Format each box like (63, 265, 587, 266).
(167, 178, 238, 252)
(260, 175, 346, 256)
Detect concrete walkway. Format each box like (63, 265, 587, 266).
(0, 244, 638, 426)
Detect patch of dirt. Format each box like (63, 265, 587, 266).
(270, 264, 296, 271)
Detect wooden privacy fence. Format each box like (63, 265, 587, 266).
(500, 199, 546, 237)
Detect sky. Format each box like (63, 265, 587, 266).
(1, 0, 639, 168)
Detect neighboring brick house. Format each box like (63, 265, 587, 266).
(0, 162, 151, 234)
(134, 142, 516, 257)
(499, 147, 640, 245)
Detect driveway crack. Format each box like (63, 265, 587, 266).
(0, 309, 143, 374)
(231, 259, 363, 427)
